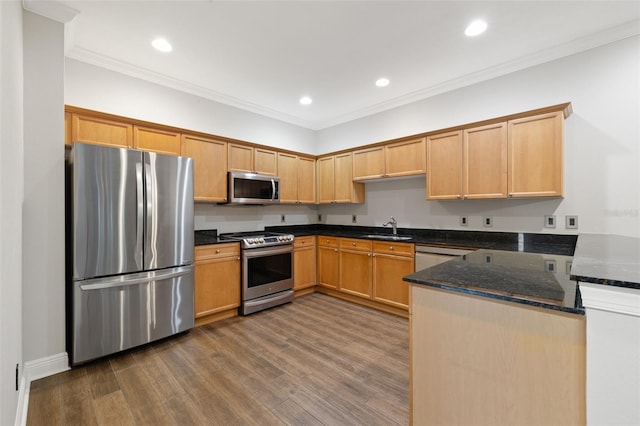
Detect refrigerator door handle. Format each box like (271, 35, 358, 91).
(79, 266, 192, 291)
(135, 162, 144, 269)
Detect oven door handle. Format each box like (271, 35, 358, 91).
(242, 244, 293, 258)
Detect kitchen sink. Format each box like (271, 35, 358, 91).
(361, 234, 413, 241)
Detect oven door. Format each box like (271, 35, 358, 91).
(242, 244, 293, 300)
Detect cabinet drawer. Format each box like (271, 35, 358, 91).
(318, 236, 339, 248)
(195, 243, 240, 261)
(340, 238, 373, 252)
(373, 241, 414, 257)
(294, 235, 315, 248)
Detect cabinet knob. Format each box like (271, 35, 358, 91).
(352, 242, 356, 246)
(457, 194, 461, 199)
(463, 195, 468, 199)
(236, 256, 240, 260)
(389, 246, 394, 250)
(334, 248, 338, 252)
(216, 249, 220, 253)
(368, 253, 371, 257)
(509, 193, 513, 197)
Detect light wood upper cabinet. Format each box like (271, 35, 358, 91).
(228, 143, 277, 175)
(317, 156, 336, 204)
(353, 146, 385, 180)
(293, 235, 316, 291)
(278, 153, 316, 204)
(385, 138, 427, 177)
(427, 124, 508, 200)
(464, 122, 508, 199)
(426, 131, 464, 200)
(508, 111, 563, 198)
(70, 113, 133, 148)
(353, 137, 426, 180)
(316, 153, 364, 204)
(181, 134, 228, 202)
(134, 126, 181, 155)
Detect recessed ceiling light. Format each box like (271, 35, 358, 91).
(464, 19, 488, 37)
(299, 96, 312, 105)
(375, 78, 390, 87)
(151, 38, 172, 52)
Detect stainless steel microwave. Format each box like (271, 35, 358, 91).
(224, 171, 280, 204)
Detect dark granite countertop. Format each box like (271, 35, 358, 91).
(404, 249, 583, 315)
(266, 224, 577, 255)
(194, 230, 225, 246)
(570, 234, 640, 289)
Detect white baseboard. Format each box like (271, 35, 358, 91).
(14, 352, 69, 426)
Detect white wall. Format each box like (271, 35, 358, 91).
(0, 1, 24, 423)
(64, 59, 316, 154)
(22, 11, 66, 363)
(317, 36, 640, 238)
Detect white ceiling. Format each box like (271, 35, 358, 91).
(33, 1, 640, 130)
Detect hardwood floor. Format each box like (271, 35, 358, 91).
(27, 293, 409, 425)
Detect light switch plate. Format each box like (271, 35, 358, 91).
(566, 215, 578, 229)
(544, 215, 556, 228)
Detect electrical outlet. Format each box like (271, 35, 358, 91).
(280, 214, 286, 223)
(545, 259, 557, 273)
(352, 214, 357, 224)
(483, 216, 493, 228)
(460, 216, 468, 226)
(566, 215, 578, 229)
(318, 214, 322, 222)
(544, 215, 556, 228)
(566, 261, 573, 275)
(484, 253, 493, 263)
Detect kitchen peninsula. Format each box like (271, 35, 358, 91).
(404, 248, 585, 425)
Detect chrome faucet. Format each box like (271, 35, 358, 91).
(383, 216, 398, 235)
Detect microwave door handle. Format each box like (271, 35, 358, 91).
(271, 179, 276, 201)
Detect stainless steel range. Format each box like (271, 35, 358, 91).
(220, 232, 295, 315)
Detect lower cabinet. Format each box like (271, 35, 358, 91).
(317, 236, 340, 289)
(194, 243, 241, 326)
(372, 242, 414, 309)
(317, 237, 414, 315)
(293, 235, 316, 293)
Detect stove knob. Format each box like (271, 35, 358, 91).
(259, 238, 265, 243)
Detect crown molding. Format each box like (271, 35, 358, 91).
(66, 19, 639, 131)
(315, 19, 640, 130)
(22, 0, 78, 23)
(65, 47, 317, 130)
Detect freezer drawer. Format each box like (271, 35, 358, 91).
(71, 265, 194, 365)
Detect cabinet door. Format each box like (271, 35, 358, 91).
(133, 126, 181, 155)
(339, 249, 372, 298)
(335, 152, 364, 203)
(278, 152, 298, 203)
(464, 122, 508, 199)
(508, 111, 563, 198)
(385, 137, 426, 177)
(318, 245, 340, 289)
(426, 131, 463, 200)
(255, 148, 278, 175)
(316, 156, 335, 204)
(294, 236, 316, 291)
(373, 253, 413, 309)
(181, 135, 227, 202)
(353, 146, 385, 180)
(71, 113, 133, 148)
(228, 143, 254, 172)
(194, 256, 241, 318)
(297, 156, 316, 204)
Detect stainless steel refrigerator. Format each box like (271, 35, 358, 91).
(68, 142, 194, 365)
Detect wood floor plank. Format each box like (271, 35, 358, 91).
(93, 390, 136, 426)
(27, 293, 409, 426)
